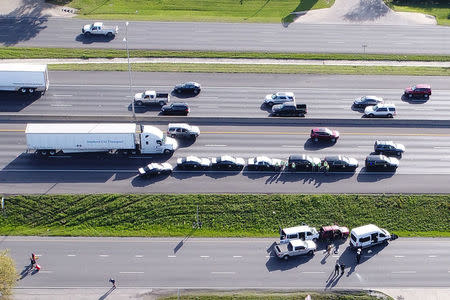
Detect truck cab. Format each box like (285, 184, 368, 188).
(139, 125, 178, 154)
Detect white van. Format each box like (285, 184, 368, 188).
(349, 224, 391, 249)
(280, 225, 319, 244)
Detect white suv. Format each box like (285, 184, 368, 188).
(364, 103, 396, 118)
(264, 92, 295, 107)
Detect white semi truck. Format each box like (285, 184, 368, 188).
(0, 64, 49, 94)
(25, 123, 178, 156)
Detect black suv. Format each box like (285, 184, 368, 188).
(287, 154, 321, 172)
(174, 82, 201, 94)
(374, 140, 405, 156)
(323, 156, 359, 172)
(365, 155, 399, 171)
(161, 102, 190, 115)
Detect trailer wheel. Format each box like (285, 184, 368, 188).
(28, 88, 35, 94)
(283, 255, 289, 261)
(38, 150, 49, 157)
(159, 101, 166, 106)
(20, 88, 27, 94)
(164, 149, 173, 155)
(106, 32, 113, 38)
(49, 150, 56, 156)
(136, 100, 143, 106)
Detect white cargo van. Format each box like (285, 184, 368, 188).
(349, 224, 391, 249)
(280, 225, 319, 244)
(0, 64, 49, 94)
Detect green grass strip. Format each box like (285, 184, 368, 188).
(1, 194, 449, 237)
(48, 63, 450, 76)
(160, 291, 385, 300)
(1, 47, 450, 61)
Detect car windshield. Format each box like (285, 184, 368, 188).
(271, 94, 277, 99)
(372, 105, 379, 110)
(412, 86, 416, 90)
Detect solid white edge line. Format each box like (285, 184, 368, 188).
(200, 255, 210, 258)
(391, 271, 416, 274)
(211, 272, 235, 274)
(67, 254, 76, 257)
(119, 271, 144, 274)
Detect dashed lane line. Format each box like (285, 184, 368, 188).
(392, 271, 416, 274)
(99, 255, 109, 257)
(135, 255, 144, 258)
(394, 255, 405, 258)
(168, 255, 176, 258)
(200, 255, 210, 258)
(119, 271, 144, 274)
(211, 272, 235, 274)
(67, 254, 76, 257)
(233, 256, 243, 258)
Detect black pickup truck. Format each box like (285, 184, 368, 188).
(271, 103, 307, 117)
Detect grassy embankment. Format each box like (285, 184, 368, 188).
(48, 62, 450, 76)
(47, 0, 334, 23)
(385, 0, 450, 26)
(160, 291, 387, 300)
(0, 194, 448, 237)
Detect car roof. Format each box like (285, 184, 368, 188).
(290, 239, 308, 247)
(366, 154, 388, 161)
(220, 155, 235, 162)
(185, 156, 201, 162)
(375, 140, 395, 146)
(363, 95, 383, 100)
(168, 123, 191, 129)
(172, 102, 188, 106)
(147, 163, 162, 169)
(255, 156, 271, 163)
(282, 225, 311, 234)
(351, 224, 381, 236)
(415, 84, 430, 89)
(312, 127, 330, 132)
(276, 92, 294, 97)
(376, 103, 396, 108)
(282, 102, 296, 107)
(321, 225, 340, 231)
(93, 22, 103, 27)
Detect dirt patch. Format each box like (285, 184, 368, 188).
(0, 0, 76, 18)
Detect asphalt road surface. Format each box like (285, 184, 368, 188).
(3, 237, 449, 289)
(1, 123, 450, 194)
(1, 72, 450, 120)
(0, 18, 449, 54)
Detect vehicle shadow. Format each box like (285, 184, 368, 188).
(130, 173, 171, 187)
(274, 171, 354, 187)
(170, 91, 199, 99)
(175, 138, 196, 148)
(350, 105, 365, 113)
(259, 103, 272, 113)
(171, 169, 206, 180)
(128, 103, 161, 114)
(205, 169, 243, 179)
(356, 168, 395, 182)
(303, 138, 336, 150)
(0, 3, 49, 46)
(0, 91, 42, 112)
(75, 34, 115, 44)
(265, 250, 314, 272)
(401, 94, 429, 104)
(242, 168, 283, 180)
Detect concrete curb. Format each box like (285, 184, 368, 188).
(1, 114, 450, 128)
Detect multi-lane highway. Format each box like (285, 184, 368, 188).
(0, 18, 450, 54)
(1, 72, 450, 120)
(4, 236, 450, 288)
(1, 123, 450, 194)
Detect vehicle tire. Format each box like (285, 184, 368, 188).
(424, 94, 429, 99)
(387, 113, 393, 118)
(28, 88, 35, 93)
(49, 150, 56, 156)
(331, 138, 336, 143)
(176, 89, 181, 93)
(159, 101, 165, 106)
(164, 149, 173, 155)
(408, 94, 412, 98)
(20, 88, 27, 94)
(283, 255, 289, 261)
(397, 151, 402, 156)
(194, 89, 200, 94)
(267, 102, 274, 107)
(171, 134, 176, 138)
(368, 113, 374, 118)
(136, 100, 143, 106)
(314, 138, 318, 142)
(121, 150, 129, 156)
(85, 32, 91, 37)
(39, 150, 49, 157)
(106, 32, 113, 38)
(308, 250, 314, 256)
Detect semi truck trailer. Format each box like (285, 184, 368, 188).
(25, 123, 178, 156)
(0, 64, 49, 94)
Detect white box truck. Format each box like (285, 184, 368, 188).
(0, 64, 49, 94)
(25, 123, 178, 156)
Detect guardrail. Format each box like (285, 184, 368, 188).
(1, 114, 450, 128)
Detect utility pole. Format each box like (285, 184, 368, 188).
(123, 21, 135, 120)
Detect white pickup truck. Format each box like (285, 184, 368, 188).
(82, 22, 118, 37)
(134, 91, 170, 106)
(274, 240, 316, 260)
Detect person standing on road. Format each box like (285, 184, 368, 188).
(326, 243, 333, 256)
(109, 278, 116, 288)
(334, 261, 340, 276)
(340, 262, 345, 275)
(356, 248, 361, 264)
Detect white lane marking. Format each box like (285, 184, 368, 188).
(67, 254, 76, 257)
(119, 271, 144, 274)
(211, 272, 235, 274)
(394, 255, 405, 258)
(332, 255, 339, 258)
(168, 255, 176, 258)
(302, 271, 325, 274)
(392, 271, 416, 274)
(99, 255, 109, 257)
(50, 104, 73, 107)
(434, 147, 450, 149)
(52, 94, 73, 97)
(200, 255, 210, 258)
(428, 255, 437, 258)
(204, 144, 227, 147)
(135, 255, 143, 258)
(327, 41, 345, 44)
(38, 270, 53, 273)
(281, 145, 302, 148)
(233, 256, 242, 258)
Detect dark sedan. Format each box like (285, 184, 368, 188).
(174, 82, 201, 94)
(211, 155, 245, 170)
(138, 163, 173, 177)
(177, 156, 211, 170)
(161, 102, 190, 115)
(322, 156, 358, 172)
(353, 96, 383, 108)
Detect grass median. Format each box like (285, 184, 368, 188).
(0, 194, 448, 237)
(2, 47, 450, 61)
(47, 0, 334, 23)
(48, 62, 450, 76)
(385, 0, 450, 26)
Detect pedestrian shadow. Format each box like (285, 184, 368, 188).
(325, 268, 344, 289)
(19, 264, 33, 280)
(98, 287, 116, 300)
(173, 228, 196, 254)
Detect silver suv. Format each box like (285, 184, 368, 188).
(167, 123, 200, 139)
(264, 92, 294, 107)
(364, 103, 396, 118)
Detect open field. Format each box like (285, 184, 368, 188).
(2, 47, 450, 61)
(48, 62, 450, 76)
(385, 0, 450, 26)
(47, 0, 334, 23)
(0, 194, 448, 237)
